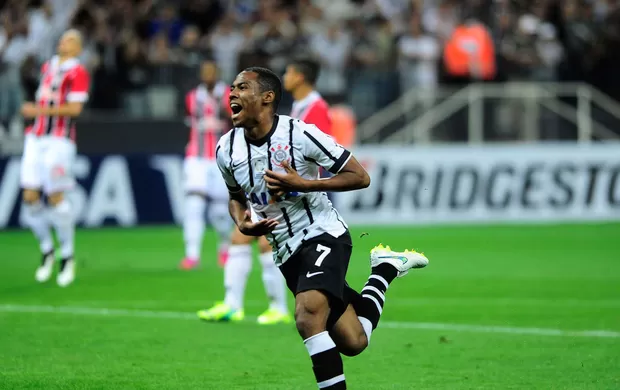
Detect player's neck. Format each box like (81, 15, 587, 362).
(58, 54, 74, 64)
(292, 84, 314, 102)
(244, 112, 276, 142)
(201, 82, 215, 92)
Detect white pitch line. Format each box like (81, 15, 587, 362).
(1, 304, 619, 339)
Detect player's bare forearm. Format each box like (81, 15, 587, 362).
(305, 157, 370, 192)
(39, 102, 84, 117)
(228, 190, 250, 227)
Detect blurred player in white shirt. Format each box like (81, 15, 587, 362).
(179, 60, 233, 270)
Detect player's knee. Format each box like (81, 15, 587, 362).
(47, 192, 64, 206)
(258, 236, 272, 253)
(294, 291, 329, 338)
(338, 332, 368, 357)
(22, 189, 41, 204)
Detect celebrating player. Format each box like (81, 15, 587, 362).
(20, 29, 90, 287)
(195, 59, 335, 325)
(179, 60, 233, 270)
(215, 67, 428, 389)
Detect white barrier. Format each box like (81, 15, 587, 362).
(337, 143, 620, 225)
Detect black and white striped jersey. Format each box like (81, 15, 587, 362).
(215, 115, 352, 265)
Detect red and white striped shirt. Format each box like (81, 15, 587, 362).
(185, 82, 231, 160)
(290, 90, 332, 136)
(28, 56, 90, 140)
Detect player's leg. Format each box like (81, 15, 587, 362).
(180, 157, 207, 270)
(197, 225, 253, 322)
(279, 233, 353, 389)
(256, 235, 291, 325)
(295, 290, 346, 389)
(181, 191, 207, 269)
(20, 135, 55, 282)
(204, 161, 233, 268)
(43, 138, 78, 287)
(206, 198, 232, 267)
(329, 244, 429, 356)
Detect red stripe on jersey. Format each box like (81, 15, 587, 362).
(185, 83, 230, 160)
(29, 57, 90, 140)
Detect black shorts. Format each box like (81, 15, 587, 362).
(279, 231, 359, 327)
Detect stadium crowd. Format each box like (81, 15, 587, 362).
(1, 0, 619, 127)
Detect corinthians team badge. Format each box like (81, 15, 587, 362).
(270, 144, 291, 167)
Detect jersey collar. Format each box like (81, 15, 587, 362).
(245, 115, 279, 146)
(291, 90, 320, 117)
(50, 55, 80, 71)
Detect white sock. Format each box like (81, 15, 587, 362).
(259, 251, 289, 313)
(208, 200, 232, 254)
(223, 245, 252, 311)
(23, 201, 54, 254)
(183, 194, 206, 260)
(358, 316, 373, 345)
(49, 200, 74, 259)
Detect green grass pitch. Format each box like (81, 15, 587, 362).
(1, 223, 619, 389)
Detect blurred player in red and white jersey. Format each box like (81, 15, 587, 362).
(285, 58, 332, 136)
(20, 29, 90, 287)
(179, 60, 233, 270)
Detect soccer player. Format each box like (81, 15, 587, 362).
(179, 60, 233, 270)
(195, 59, 335, 325)
(283, 57, 331, 136)
(215, 67, 428, 389)
(20, 29, 90, 287)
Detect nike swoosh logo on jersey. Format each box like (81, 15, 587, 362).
(232, 161, 245, 168)
(306, 271, 324, 278)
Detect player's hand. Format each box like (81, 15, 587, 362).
(238, 217, 279, 236)
(264, 160, 308, 193)
(21, 103, 39, 118)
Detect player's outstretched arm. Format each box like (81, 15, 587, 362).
(264, 157, 370, 193)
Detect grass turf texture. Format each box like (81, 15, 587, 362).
(1, 224, 619, 389)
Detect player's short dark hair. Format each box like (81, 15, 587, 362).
(289, 57, 320, 85)
(243, 66, 282, 112)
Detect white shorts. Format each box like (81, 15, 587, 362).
(183, 157, 228, 201)
(20, 134, 77, 194)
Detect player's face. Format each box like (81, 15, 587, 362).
(201, 62, 217, 86)
(57, 33, 80, 57)
(229, 71, 267, 128)
(283, 65, 301, 92)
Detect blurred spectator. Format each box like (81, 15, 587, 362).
(397, 15, 440, 93)
(309, 23, 351, 103)
(149, 32, 178, 65)
(0, 6, 29, 131)
(178, 25, 208, 68)
(118, 34, 151, 117)
(251, 6, 297, 75)
(209, 14, 246, 82)
(148, 4, 184, 45)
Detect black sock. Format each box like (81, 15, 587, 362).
(59, 257, 72, 271)
(356, 263, 397, 330)
(304, 331, 346, 389)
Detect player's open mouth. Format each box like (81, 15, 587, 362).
(230, 103, 243, 119)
